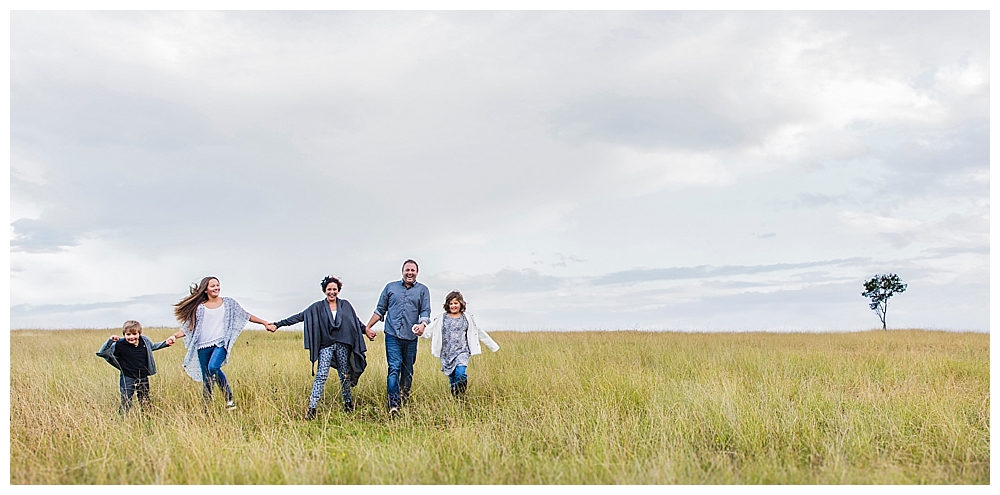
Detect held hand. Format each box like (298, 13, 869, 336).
(110, 335, 120, 342)
(165, 336, 176, 346)
(365, 329, 377, 341)
(413, 323, 426, 336)
(265, 323, 277, 333)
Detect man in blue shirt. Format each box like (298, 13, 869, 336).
(365, 259, 431, 413)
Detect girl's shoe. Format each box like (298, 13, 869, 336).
(305, 407, 317, 420)
(226, 400, 237, 410)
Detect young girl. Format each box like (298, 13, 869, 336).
(170, 276, 274, 409)
(419, 290, 499, 397)
(272, 275, 368, 419)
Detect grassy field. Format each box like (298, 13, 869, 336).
(9, 328, 989, 484)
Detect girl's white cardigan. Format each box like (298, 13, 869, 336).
(419, 313, 499, 358)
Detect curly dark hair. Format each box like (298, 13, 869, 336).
(321, 275, 342, 292)
(443, 290, 467, 313)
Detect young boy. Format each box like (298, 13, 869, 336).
(96, 320, 175, 413)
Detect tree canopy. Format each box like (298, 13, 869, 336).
(862, 273, 907, 330)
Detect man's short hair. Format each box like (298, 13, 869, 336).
(402, 259, 419, 271)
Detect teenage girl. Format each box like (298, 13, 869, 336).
(171, 276, 274, 409)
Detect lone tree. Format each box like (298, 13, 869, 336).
(862, 273, 907, 330)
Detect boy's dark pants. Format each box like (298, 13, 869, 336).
(119, 374, 150, 413)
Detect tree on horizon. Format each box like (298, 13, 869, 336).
(862, 273, 907, 330)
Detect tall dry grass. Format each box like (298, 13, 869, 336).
(9, 328, 989, 484)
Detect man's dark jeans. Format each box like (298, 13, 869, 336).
(385, 333, 418, 408)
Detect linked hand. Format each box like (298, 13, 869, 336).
(110, 335, 120, 342)
(265, 323, 277, 333)
(413, 323, 426, 336)
(365, 328, 376, 341)
(165, 336, 176, 346)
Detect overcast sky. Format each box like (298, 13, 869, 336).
(9, 10, 989, 331)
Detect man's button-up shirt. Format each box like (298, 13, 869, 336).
(375, 280, 431, 340)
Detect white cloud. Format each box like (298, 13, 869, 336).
(9, 11, 989, 331)
(10, 155, 47, 186)
(611, 148, 732, 190)
(839, 211, 923, 234)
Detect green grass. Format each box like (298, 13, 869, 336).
(9, 328, 989, 484)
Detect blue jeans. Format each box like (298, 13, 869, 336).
(119, 374, 150, 413)
(448, 366, 467, 395)
(385, 333, 418, 408)
(197, 345, 232, 402)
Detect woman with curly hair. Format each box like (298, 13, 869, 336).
(271, 275, 368, 419)
(170, 276, 274, 409)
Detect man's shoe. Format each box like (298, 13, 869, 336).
(305, 407, 317, 420)
(401, 392, 410, 406)
(388, 406, 399, 416)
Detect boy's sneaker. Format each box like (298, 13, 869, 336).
(226, 400, 237, 410)
(343, 401, 354, 413)
(388, 405, 399, 416)
(305, 407, 317, 420)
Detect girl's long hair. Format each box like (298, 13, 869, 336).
(173, 276, 218, 329)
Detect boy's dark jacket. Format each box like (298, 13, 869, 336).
(96, 336, 170, 375)
(273, 298, 367, 385)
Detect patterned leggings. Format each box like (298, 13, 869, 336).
(310, 343, 352, 408)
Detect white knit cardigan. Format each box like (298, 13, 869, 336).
(419, 313, 499, 359)
(180, 297, 250, 382)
